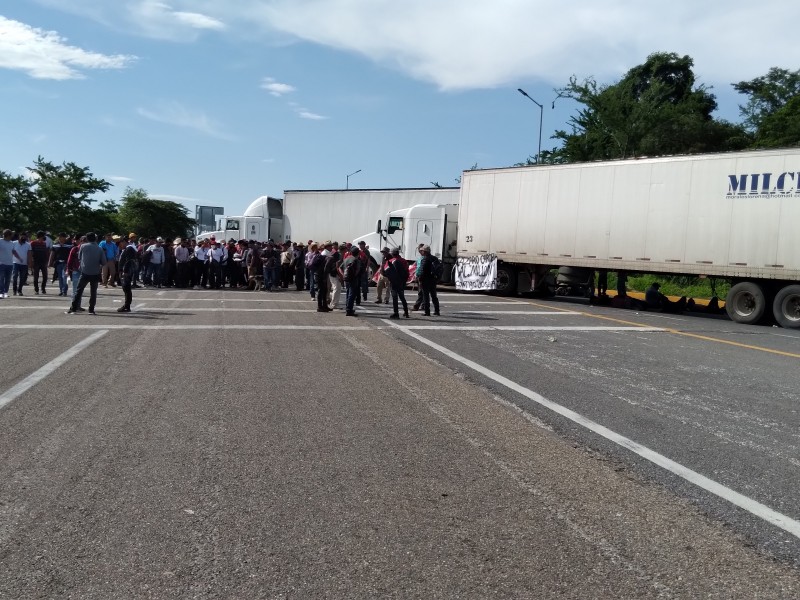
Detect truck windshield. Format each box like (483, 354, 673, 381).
(387, 217, 404, 234)
(225, 219, 240, 230)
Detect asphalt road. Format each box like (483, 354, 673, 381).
(1, 285, 799, 598)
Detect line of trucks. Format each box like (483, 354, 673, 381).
(198, 148, 800, 328)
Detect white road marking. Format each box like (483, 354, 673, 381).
(0, 324, 371, 330)
(0, 330, 109, 410)
(156, 291, 165, 296)
(383, 319, 800, 540)
(132, 303, 146, 310)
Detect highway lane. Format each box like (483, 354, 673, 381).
(0, 287, 799, 598)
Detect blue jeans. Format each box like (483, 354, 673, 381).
(55, 262, 68, 295)
(345, 281, 358, 313)
(12, 264, 28, 293)
(71, 271, 81, 301)
(150, 263, 164, 286)
(307, 268, 316, 296)
(0, 264, 12, 294)
(263, 266, 274, 289)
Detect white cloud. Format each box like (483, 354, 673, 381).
(298, 111, 326, 120)
(108, 175, 134, 182)
(128, 0, 225, 41)
(137, 102, 235, 140)
(261, 76, 296, 97)
(28, 1, 800, 89)
(0, 16, 135, 80)
(242, 0, 800, 89)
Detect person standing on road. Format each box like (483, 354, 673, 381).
(341, 246, 363, 316)
(146, 237, 166, 288)
(356, 240, 371, 303)
(11, 232, 32, 296)
(418, 245, 440, 317)
(99, 232, 119, 288)
(375, 247, 392, 305)
(293, 243, 306, 291)
(411, 243, 425, 311)
(117, 237, 139, 313)
(325, 243, 342, 309)
(0, 229, 13, 298)
(174, 238, 191, 288)
(49, 232, 72, 297)
(311, 243, 330, 312)
(30, 230, 50, 295)
(68, 232, 106, 315)
(66, 236, 84, 302)
(384, 248, 410, 319)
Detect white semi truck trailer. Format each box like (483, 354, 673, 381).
(282, 188, 459, 246)
(376, 148, 800, 328)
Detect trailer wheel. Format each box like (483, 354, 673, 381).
(772, 285, 800, 329)
(495, 264, 517, 295)
(725, 282, 766, 324)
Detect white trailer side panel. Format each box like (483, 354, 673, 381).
(460, 149, 800, 280)
(283, 188, 458, 245)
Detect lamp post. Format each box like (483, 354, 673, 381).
(517, 88, 543, 164)
(346, 169, 362, 189)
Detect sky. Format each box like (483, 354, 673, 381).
(1, 0, 798, 218)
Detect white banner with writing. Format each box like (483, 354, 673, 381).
(455, 254, 497, 291)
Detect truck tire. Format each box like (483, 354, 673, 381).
(772, 285, 800, 329)
(725, 281, 766, 325)
(495, 264, 517, 295)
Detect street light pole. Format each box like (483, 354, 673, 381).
(517, 88, 543, 164)
(346, 169, 362, 190)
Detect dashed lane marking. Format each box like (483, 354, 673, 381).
(0, 330, 109, 410)
(383, 319, 800, 540)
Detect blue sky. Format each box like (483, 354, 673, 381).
(1, 1, 797, 217)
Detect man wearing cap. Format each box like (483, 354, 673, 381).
(146, 237, 166, 288)
(99, 233, 120, 288)
(356, 240, 371, 303)
(375, 247, 392, 304)
(49, 232, 72, 296)
(384, 248, 410, 319)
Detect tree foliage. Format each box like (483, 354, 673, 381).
(734, 67, 800, 147)
(0, 157, 112, 233)
(27, 156, 112, 232)
(116, 187, 195, 240)
(548, 52, 750, 163)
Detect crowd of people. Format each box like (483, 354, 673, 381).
(0, 229, 443, 317)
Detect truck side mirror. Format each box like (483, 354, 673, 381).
(376, 219, 382, 234)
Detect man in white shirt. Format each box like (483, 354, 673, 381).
(174, 238, 191, 288)
(12, 233, 32, 296)
(146, 237, 166, 288)
(208, 242, 225, 289)
(193, 240, 209, 288)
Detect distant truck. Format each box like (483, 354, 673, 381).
(282, 188, 459, 249)
(375, 149, 800, 328)
(196, 196, 284, 243)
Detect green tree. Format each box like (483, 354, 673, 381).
(27, 156, 112, 232)
(116, 187, 195, 239)
(733, 67, 800, 147)
(551, 52, 749, 163)
(0, 171, 38, 230)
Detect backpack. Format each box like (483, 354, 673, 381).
(430, 255, 443, 281)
